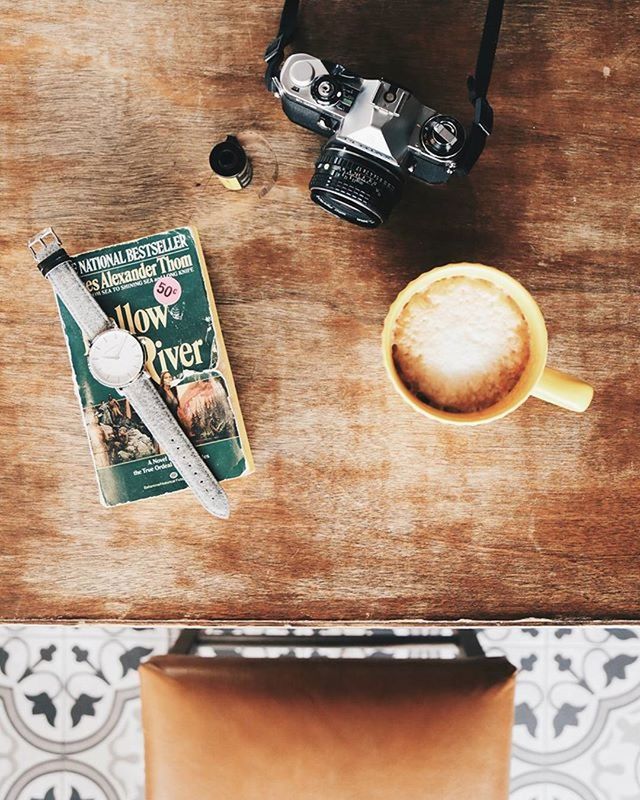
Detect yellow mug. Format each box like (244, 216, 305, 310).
(382, 263, 593, 425)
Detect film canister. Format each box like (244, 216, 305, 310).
(209, 135, 253, 191)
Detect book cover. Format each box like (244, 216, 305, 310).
(56, 226, 253, 507)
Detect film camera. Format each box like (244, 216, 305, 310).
(265, 0, 504, 228)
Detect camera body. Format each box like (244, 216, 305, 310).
(274, 52, 469, 227)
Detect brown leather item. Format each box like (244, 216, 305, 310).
(140, 654, 516, 799)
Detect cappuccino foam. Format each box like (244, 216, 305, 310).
(393, 277, 530, 413)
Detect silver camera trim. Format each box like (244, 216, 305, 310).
(279, 53, 457, 172)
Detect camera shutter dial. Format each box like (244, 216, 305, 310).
(311, 76, 342, 106)
(421, 115, 466, 160)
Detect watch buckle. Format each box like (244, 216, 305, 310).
(28, 227, 62, 263)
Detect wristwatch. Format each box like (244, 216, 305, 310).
(28, 227, 230, 519)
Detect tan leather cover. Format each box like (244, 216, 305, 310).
(140, 655, 515, 800)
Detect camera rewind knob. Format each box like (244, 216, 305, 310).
(290, 60, 316, 87)
(421, 115, 465, 160)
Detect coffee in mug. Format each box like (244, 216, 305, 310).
(382, 263, 593, 425)
(392, 276, 531, 413)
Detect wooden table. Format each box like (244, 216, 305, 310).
(1, 1, 638, 626)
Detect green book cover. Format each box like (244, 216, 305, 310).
(57, 226, 253, 507)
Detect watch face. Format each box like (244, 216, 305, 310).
(88, 328, 145, 388)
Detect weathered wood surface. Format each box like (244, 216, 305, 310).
(0, 1, 638, 625)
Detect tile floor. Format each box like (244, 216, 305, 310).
(0, 626, 638, 800)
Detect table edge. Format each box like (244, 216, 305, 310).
(1, 616, 635, 628)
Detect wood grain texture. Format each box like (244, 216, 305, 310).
(0, 1, 638, 625)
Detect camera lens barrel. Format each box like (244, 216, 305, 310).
(309, 144, 404, 228)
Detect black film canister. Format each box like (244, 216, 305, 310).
(209, 135, 252, 191)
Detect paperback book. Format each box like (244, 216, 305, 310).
(56, 226, 253, 507)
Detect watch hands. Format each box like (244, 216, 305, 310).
(114, 337, 130, 359)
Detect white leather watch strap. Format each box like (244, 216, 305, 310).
(47, 261, 112, 341)
(121, 374, 230, 519)
(29, 228, 230, 519)
(29, 227, 110, 342)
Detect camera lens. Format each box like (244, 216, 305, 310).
(309, 143, 404, 228)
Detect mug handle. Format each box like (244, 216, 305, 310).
(531, 366, 594, 413)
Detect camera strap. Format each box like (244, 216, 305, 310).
(264, 0, 505, 173)
(460, 0, 505, 173)
(264, 0, 301, 92)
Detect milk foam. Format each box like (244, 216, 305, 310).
(393, 277, 530, 413)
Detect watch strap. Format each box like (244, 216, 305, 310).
(28, 228, 111, 342)
(29, 228, 231, 519)
(121, 374, 230, 519)
(46, 261, 112, 341)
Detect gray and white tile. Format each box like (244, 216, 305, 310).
(0, 625, 638, 799)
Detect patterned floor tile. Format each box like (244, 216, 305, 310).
(561, 698, 640, 800)
(479, 626, 640, 799)
(7, 769, 65, 800)
(0, 629, 67, 747)
(0, 625, 638, 800)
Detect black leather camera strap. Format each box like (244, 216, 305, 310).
(264, 0, 505, 173)
(264, 0, 301, 92)
(461, 0, 505, 173)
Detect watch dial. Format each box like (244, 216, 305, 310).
(88, 328, 145, 388)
